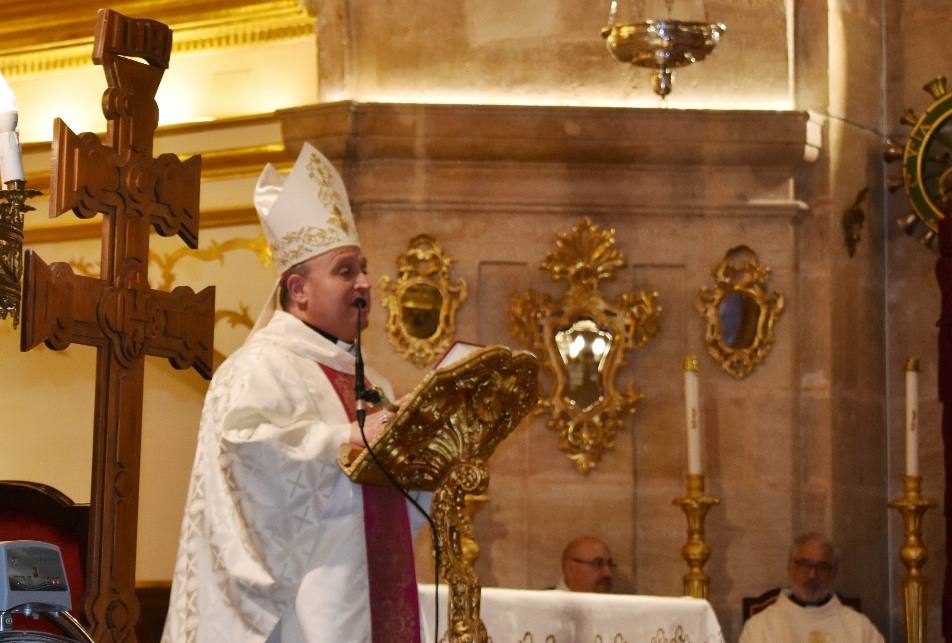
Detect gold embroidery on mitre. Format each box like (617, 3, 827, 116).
(274, 225, 343, 267)
(306, 152, 347, 212)
(326, 204, 351, 235)
(302, 152, 354, 244)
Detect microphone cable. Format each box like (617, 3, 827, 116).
(352, 299, 443, 642)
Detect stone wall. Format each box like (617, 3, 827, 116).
(5, 1, 948, 640)
(276, 102, 856, 640)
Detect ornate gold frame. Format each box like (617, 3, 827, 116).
(0, 0, 314, 78)
(696, 245, 784, 379)
(508, 217, 661, 474)
(379, 234, 467, 367)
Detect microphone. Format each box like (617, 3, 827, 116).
(349, 294, 444, 640)
(354, 298, 367, 426)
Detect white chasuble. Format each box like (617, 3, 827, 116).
(738, 591, 884, 643)
(162, 311, 427, 643)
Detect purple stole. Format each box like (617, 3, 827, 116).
(319, 364, 421, 643)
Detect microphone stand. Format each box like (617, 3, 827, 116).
(352, 300, 442, 641)
(354, 300, 368, 427)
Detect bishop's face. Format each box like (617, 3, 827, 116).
(788, 539, 837, 603)
(286, 245, 370, 342)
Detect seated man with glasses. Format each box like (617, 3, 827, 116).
(556, 535, 615, 593)
(739, 532, 884, 642)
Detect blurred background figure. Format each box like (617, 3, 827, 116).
(738, 533, 883, 643)
(557, 535, 615, 594)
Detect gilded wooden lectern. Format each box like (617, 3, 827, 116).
(339, 346, 538, 643)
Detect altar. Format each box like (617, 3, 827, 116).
(419, 585, 725, 643)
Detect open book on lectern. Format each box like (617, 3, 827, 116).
(337, 342, 539, 490)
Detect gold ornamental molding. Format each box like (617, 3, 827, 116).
(23, 141, 290, 194)
(22, 117, 292, 245)
(379, 235, 468, 367)
(508, 217, 661, 474)
(20, 112, 293, 193)
(199, 143, 292, 180)
(25, 207, 263, 245)
(0, 0, 315, 78)
(149, 236, 271, 292)
(67, 234, 271, 366)
(66, 234, 271, 294)
(696, 245, 784, 379)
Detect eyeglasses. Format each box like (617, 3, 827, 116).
(570, 557, 617, 570)
(792, 558, 834, 575)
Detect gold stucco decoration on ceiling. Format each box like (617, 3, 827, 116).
(508, 217, 661, 474)
(696, 245, 784, 379)
(378, 234, 468, 367)
(0, 0, 314, 78)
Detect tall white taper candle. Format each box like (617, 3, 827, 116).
(684, 356, 702, 474)
(0, 71, 23, 184)
(905, 358, 919, 477)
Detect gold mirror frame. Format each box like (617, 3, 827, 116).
(379, 234, 467, 366)
(696, 245, 784, 379)
(508, 217, 661, 474)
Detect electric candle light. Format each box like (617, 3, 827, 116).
(684, 355, 702, 474)
(905, 358, 919, 477)
(0, 70, 24, 185)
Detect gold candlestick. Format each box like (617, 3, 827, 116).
(673, 473, 719, 598)
(889, 475, 935, 643)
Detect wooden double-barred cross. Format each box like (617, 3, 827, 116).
(20, 9, 214, 642)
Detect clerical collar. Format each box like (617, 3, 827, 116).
(788, 591, 834, 608)
(302, 320, 354, 353)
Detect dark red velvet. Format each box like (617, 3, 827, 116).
(0, 481, 89, 630)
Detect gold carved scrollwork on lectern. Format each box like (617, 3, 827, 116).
(338, 346, 539, 643)
(696, 246, 784, 379)
(508, 217, 661, 474)
(379, 235, 468, 366)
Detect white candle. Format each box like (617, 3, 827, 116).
(905, 358, 919, 477)
(0, 70, 24, 184)
(684, 356, 702, 474)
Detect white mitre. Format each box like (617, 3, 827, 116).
(250, 142, 361, 333)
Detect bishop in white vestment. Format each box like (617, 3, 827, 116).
(162, 144, 428, 643)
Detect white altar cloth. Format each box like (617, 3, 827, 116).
(419, 585, 725, 643)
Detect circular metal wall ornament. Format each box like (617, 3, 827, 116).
(885, 76, 952, 249)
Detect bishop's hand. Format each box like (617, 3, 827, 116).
(349, 406, 397, 446)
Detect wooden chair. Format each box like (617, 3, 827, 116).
(742, 587, 863, 622)
(0, 480, 89, 635)
(135, 582, 172, 643)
